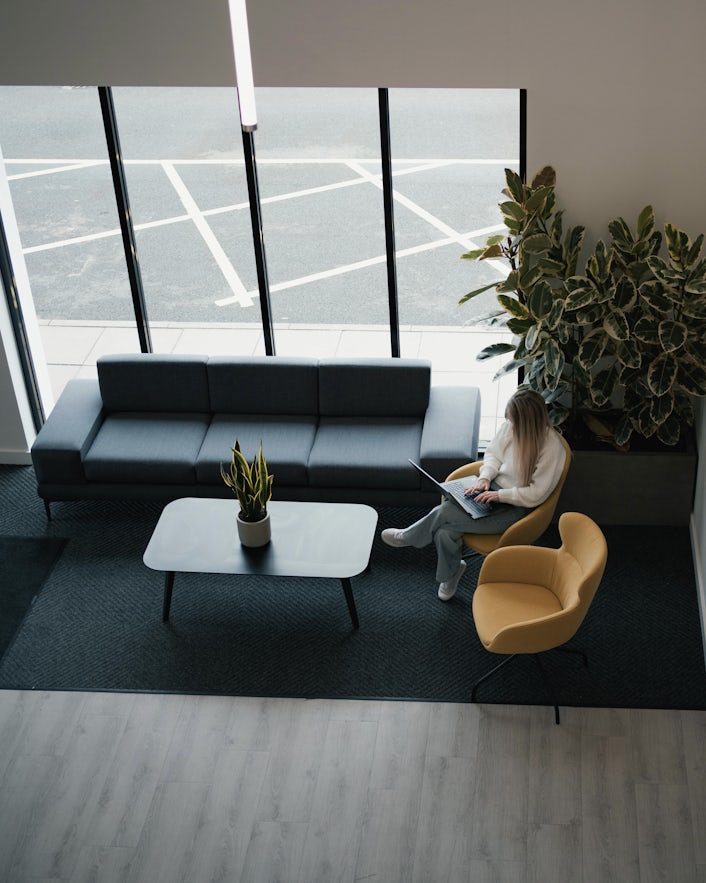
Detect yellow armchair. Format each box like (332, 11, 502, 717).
(471, 511, 608, 724)
(446, 434, 572, 557)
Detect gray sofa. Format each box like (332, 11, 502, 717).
(31, 353, 481, 515)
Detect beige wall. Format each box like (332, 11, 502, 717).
(2, 0, 705, 238)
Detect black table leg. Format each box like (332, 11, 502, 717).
(162, 571, 175, 622)
(341, 577, 359, 629)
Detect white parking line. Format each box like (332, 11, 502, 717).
(162, 162, 254, 307)
(214, 223, 506, 305)
(6, 156, 514, 309)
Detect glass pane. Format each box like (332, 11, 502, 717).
(389, 88, 519, 444)
(0, 85, 134, 399)
(252, 87, 390, 357)
(111, 86, 263, 357)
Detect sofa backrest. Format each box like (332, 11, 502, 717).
(207, 356, 320, 415)
(318, 358, 431, 417)
(97, 354, 210, 412)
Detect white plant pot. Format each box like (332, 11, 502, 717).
(236, 511, 271, 548)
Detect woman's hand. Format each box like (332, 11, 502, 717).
(466, 477, 490, 496)
(473, 489, 500, 504)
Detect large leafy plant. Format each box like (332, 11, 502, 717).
(567, 209, 706, 446)
(220, 440, 273, 521)
(459, 166, 588, 429)
(461, 167, 706, 448)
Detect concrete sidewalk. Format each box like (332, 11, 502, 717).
(38, 320, 516, 446)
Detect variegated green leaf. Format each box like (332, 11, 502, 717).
(497, 295, 528, 318)
(546, 299, 565, 330)
(525, 323, 542, 351)
(590, 367, 616, 407)
(544, 339, 564, 382)
(616, 338, 641, 368)
(658, 319, 687, 353)
(608, 216, 634, 247)
(639, 281, 674, 313)
(650, 391, 674, 425)
(460, 248, 485, 261)
(684, 278, 706, 295)
(496, 270, 519, 293)
(458, 281, 499, 305)
(647, 353, 678, 396)
(656, 414, 681, 446)
(636, 205, 655, 238)
(613, 277, 637, 311)
(665, 223, 689, 265)
(613, 413, 634, 448)
(575, 304, 604, 326)
(564, 285, 596, 311)
(528, 282, 554, 319)
(685, 233, 704, 269)
(535, 258, 565, 277)
(522, 232, 553, 254)
(530, 166, 556, 189)
(504, 168, 524, 202)
(680, 296, 706, 318)
(500, 200, 525, 222)
(506, 317, 533, 336)
(678, 358, 706, 395)
(603, 309, 630, 341)
(480, 244, 503, 260)
(476, 342, 516, 361)
(578, 330, 608, 369)
(633, 315, 660, 344)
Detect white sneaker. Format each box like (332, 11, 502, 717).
(381, 528, 409, 547)
(438, 561, 467, 601)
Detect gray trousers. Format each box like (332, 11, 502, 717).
(402, 498, 529, 582)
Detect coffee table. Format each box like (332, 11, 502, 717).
(143, 498, 378, 628)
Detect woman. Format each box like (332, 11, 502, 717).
(381, 389, 566, 601)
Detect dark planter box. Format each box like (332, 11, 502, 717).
(557, 440, 698, 526)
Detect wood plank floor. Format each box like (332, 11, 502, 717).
(0, 689, 704, 882)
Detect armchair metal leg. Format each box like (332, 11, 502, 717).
(471, 653, 518, 702)
(43, 500, 52, 522)
(533, 653, 560, 725)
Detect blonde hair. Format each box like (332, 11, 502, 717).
(505, 389, 551, 486)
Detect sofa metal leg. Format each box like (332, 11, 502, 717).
(43, 500, 52, 522)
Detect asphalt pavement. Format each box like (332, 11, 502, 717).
(0, 86, 518, 327)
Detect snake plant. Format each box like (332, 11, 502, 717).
(220, 440, 273, 521)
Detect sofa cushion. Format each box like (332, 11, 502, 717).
(308, 418, 423, 489)
(195, 415, 317, 486)
(83, 413, 210, 484)
(318, 358, 431, 418)
(207, 356, 320, 415)
(98, 354, 210, 413)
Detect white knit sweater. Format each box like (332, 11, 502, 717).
(478, 421, 566, 508)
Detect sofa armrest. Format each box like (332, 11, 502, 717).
(31, 379, 105, 486)
(420, 385, 481, 477)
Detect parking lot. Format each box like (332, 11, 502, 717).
(0, 86, 518, 439)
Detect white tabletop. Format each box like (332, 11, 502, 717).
(144, 498, 378, 580)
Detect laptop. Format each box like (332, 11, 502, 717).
(408, 459, 496, 519)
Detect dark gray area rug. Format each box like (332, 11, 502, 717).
(0, 535, 67, 656)
(1, 465, 705, 709)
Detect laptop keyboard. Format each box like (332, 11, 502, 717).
(442, 479, 495, 517)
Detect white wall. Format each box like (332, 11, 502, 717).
(1, 0, 706, 585)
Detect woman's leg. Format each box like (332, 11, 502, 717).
(398, 499, 530, 582)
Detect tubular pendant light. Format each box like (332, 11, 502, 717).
(228, 0, 258, 131)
